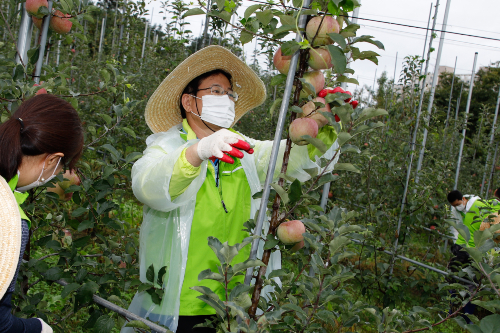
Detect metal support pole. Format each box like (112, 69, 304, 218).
(201, 0, 211, 48)
(34, 0, 53, 84)
(486, 143, 499, 199)
(244, 0, 311, 286)
(455, 52, 478, 190)
(14, 3, 32, 66)
(141, 20, 148, 59)
(389, 0, 440, 275)
(415, 0, 452, 183)
(98, 16, 106, 61)
(56, 40, 61, 66)
(481, 87, 500, 196)
(444, 56, 458, 130)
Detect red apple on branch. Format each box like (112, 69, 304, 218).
(289, 118, 318, 146)
(306, 16, 340, 46)
(277, 220, 306, 244)
(33, 83, 47, 95)
(299, 97, 331, 128)
(50, 10, 72, 34)
(273, 46, 292, 75)
(298, 71, 325, 99)
(26, 0, 49, 17)
(47, 170, 80, 201)
(308, 47, 333, 70)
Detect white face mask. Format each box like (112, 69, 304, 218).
(16, 156, 62, 192)
(190, 94, 236, 129)
(455, 203, 466, 212)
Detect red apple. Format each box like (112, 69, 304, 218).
(328, 191, 333, 198)
(299, 97, 331, 128)
(344, 91, 352, 103)
(71, 48, 75, 53)
(434, 205, 439, 209)
(350, 100, 359, 109)
(47, 170, 80, 201)
(33, 83, 47, 95)
(277, 220, 306, 244)
(298, 71, 325, 99)
(290, 240, 305, 252)
(364, 143, 368, 147)
(26, 0, 48, 17)
(273, 46, 292, 75)
(32, 16, 43, 30)
(430, 225, 436, 230)
(289, 118, 318, 145)
(50, 10, 72, 34)
(308, 47, 333, 70)
(332, 87, 344, 94)
(305, 16, 340, 46)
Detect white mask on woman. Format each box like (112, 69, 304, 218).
(190, 95, 235, 128)
(16, 156, 62, 192)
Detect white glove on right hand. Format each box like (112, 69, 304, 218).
(197, 129, 241, 161)
(38, 318, 53, 333)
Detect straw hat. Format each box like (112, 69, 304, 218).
(145, 45, 266, 133)
(0, 176, 21, 299)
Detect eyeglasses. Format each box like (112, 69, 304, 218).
(196, 84, 239, 101)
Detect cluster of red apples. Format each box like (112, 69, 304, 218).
(26, 0, 72, 34)
(273, 16, 359, 145)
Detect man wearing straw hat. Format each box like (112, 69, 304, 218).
(124, 45, 340, 333)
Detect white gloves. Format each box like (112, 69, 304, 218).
(197, 129, 253, 164)
(38, 318, 53, 333)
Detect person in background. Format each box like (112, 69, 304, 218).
(0, 94, 84, 333)
(447, 190, 483, 248)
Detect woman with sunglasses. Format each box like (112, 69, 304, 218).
(0, 94, 84, 333)
(124, 46, 340, 333)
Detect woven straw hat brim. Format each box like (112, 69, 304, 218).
(145, 45, 266, 133)
(0, 176, 21, 299)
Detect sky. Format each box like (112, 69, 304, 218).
(141, 0, 500, 93)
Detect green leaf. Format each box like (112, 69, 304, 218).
(71, 207, 87, 217)
(93, 315, 115, 333)
(269, 98, 282, 117)
(337, 132, 352, 146)
(183, 8, 205, 18)
(271, 74, 287, 86)
(256, 9, 273, 26)
(125, 152, 142, 163)
(328, 33, 346, 50)
(99, 113, 112, 126)
(44, 267, 63, 281)
(28, 47, 40, 65)
(351, 121, 385, 136)
(271, 183, 289, 204)
(101, 144, 122, 160)
(463, 247, 482, 263)
(329, 235, 350, 255)
(327, 1, 340, 16)
(264, 234, 280, 250)
(341, 144, 360, 154)
(354, 107, 388, 125)
(233, 259, 266, 273)
(61, 283, 80, 299)
(240, 30, 254, 44)
(157, 266, 167, 286)
(334, 163, 360, 173)
(338, 225, 363, 235)
(291, 105, 303, 114)
(340, 23, 360, 38)
(125, 320, 150, 329)
(146, 264, 155, 283)
(77, 220, 94, 232)
(244, 4, 261, 19)
(336, 75, 359, 85)
(352, 35, 385, 50)
(474, 229, 492, 249)
(281, 40, 300, 56)
(301, 135, 328, 154)
(278, 14, 296, 26)
(120, 127, 136, 138)
(198, 269, 225, 283)
(100, 69, 110, 83)
(13, 64, 24, 81)
(313, 173, 339, 190)
(332, 103, 352, 124)
(479, 314, 500, 333)
(326, 45, 346, 74)
(289, 179, 302, 203)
